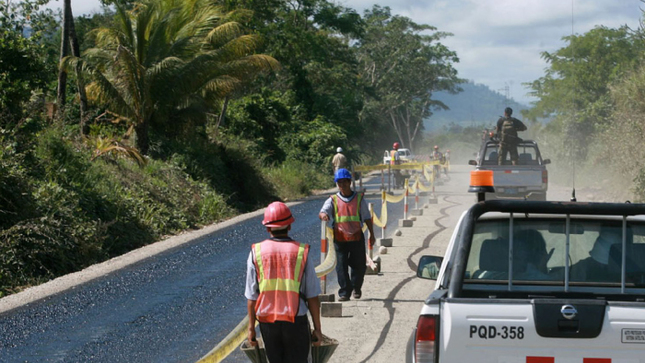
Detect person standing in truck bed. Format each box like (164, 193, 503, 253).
(496, 107, 527, 165)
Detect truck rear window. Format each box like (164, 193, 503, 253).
(482, 144, 538, 165)
(464, 218, 645, 291)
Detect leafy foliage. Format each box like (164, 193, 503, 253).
(0, 0, 58, 121)
(67, 0, 279, 154)
(524, 26, 645, 160)
(0, 123, 238, 296)
(356, 6, 463, 153)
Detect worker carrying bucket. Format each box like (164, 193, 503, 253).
(243, 201, 324, 363)
(241, 334, 339, 363)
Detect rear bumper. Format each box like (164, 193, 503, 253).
(405, 328, 416, 363)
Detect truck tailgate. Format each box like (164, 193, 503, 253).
(440, 301, 645, 363)
(492, 167, 543, 188)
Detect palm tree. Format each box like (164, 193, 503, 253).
(64, 0, 279, 154)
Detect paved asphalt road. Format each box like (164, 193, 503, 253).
(0, 175, 406, 363)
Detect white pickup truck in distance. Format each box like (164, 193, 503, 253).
(383, 148, 414, 164)
(407, 200, 645, 363)
(469, 140, 550, 201)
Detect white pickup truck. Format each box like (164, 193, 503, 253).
(469, 139, 550, 201)
(408, 200, 645, 363)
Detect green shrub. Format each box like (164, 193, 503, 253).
(264, 160, 332, 201)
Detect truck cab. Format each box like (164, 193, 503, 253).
(408, 200, 645, 363)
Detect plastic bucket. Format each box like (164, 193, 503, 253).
(240, 334, 338, 363)
(240, 338, 268, 363)
(312, 334, 339, 363)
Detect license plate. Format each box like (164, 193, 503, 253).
(505, 188, 517, 194)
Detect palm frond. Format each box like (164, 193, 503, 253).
(90, 137, 147, 167)
(204, 22, 245, 50)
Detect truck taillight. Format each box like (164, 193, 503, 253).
(542, 170, 548, 184)
(415, 315, 438, 363)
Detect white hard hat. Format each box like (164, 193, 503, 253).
(337, 147, 343, 153)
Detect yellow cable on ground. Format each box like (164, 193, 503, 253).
(371, 209, 384, 228)
(196, 230, 338, 363)
(317, 227, 337, 277)
(423, 165, 433, 183)
(384, 192, 405, 204)
(354, 164, 388, 172)
(371, 192, 388, 227)
(412, 175, 431, 193)
(408, 178, 418, 194)
(196, 316, 254, 363)
(417, 179, 433, 192)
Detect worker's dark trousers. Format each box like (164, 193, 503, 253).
(498, 143, 519, 165)
(334, 236, 366, 298)
(260, 315, 311, 363)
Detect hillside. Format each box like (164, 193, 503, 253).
(425, 81, 530, 132)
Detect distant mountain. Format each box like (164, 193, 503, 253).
(424, 81, 530, 132)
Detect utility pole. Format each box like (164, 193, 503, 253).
(498, 84, 510, 99)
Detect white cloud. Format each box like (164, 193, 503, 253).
(45, 0, 105, 16)
(344, 0, 643, 104)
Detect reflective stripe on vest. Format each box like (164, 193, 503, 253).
(332, 193, 363, 242)
(390, 150, 400, 165)
(252, 240, 308, 323)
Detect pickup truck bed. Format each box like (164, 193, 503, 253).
(409, 200, 645, 363)
(470, 140, 550, 201)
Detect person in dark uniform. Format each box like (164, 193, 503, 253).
(496, 107, 527, 165)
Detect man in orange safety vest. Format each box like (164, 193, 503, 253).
(246, 202, 323, 363)
(318, 168, 376, 301)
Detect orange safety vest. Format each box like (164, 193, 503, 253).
(390, 150, 400, 165)
(332, 193, 363, 242)
(252, 239, 309, 323)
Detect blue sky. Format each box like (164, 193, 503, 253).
(47, 0, 643, 105)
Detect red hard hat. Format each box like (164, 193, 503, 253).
(262, 202, 295, 227)
(393, 142, 400, 149)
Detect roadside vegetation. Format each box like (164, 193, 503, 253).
(0, 0, 462, 296)
(519, 24, 645, 202)
(4, 0, 644, 298)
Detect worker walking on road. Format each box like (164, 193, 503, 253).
(318, 168, 376, 302)
(496, 107, 527, 165)
(331, 147, 347, 173)
(431, 145, 443, 177)
(390, 142, 403, 189)
(246, 202, 323, 363)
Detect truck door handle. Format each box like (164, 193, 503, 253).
(557, 319, 579, 333)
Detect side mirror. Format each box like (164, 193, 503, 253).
(468, 160, 477, 166)
(543, 159, 551, 165)
(417, 255, 443, 280)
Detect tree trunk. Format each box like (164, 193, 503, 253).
(134, 121, 150, 155)
(56, 0, 71, 117)
(213, 96, 229, 139)
(66, 1, 89, 135)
